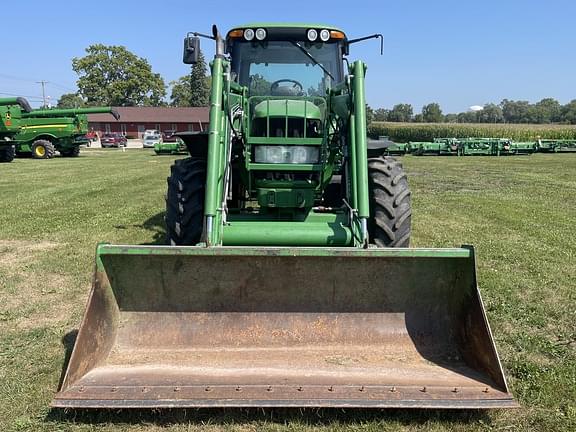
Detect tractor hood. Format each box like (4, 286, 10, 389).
(253, 100, 322, 120)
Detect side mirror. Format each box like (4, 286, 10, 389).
(183, 36, 200, 64)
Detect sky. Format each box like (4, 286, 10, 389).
(2, 0, 575, 112)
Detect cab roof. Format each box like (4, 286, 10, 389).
(230, 23, 345, 34)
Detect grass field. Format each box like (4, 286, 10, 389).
(0, 149, 575, 431)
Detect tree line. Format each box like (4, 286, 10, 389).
(367, 99, 576, 125)
(57, 44, 576, 126)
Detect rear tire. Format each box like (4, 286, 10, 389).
(61, 146, 80, 157)
(165, 157, 206, 245)
(31, 140, 55, 159)
(0, 145, 15, 163)
(368, 156, 411, 247)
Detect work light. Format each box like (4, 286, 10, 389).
(307, 29, 318, 41)
(244, 29, 255, 41)
(255, 28, 267, 40)
(319, 29, 330, 42)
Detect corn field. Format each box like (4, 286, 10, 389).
(369, 122, 576, 142)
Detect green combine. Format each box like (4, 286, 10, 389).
(0, 97, 32, 163)
(14, 107, 119, 159)
(54, 23, 515, 409)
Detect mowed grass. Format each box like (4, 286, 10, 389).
(0, 149, 575, 431)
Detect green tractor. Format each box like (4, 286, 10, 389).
(14, 107, 119, 159)
(54, 24, 515, 410)
(0, 97, 32, 163)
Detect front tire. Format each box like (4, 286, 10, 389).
(31, 140, 55, 159)
(368, 156, 412, 247)
(0, 145, 15, 163)
(165, 158, 206, 245)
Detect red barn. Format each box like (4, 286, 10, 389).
(87, 106, 209, 138)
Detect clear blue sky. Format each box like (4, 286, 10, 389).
(2, 0, 575, 111)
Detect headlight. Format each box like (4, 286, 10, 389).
(255, 28, 267, 40)
(307, 29, 318, 41)
(319, 29, 330, 42)
(244, 28, 255, 41)
(254, 146, 320, 164)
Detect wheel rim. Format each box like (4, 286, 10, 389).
(35, 146, 46, 157)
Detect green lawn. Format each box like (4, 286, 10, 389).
(0, 149, 574, 431)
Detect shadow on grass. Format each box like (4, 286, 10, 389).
(56, 330, 78, 390)
(46, 406, 491, 428)
(114, 211, 167, 245)
(139, 211, 166, 245)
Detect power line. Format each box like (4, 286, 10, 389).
(0, 73, 77, 93)
(0, 91, 44, 100)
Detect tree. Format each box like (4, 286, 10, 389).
(422, 103, 443, 122)
(170, 76, 192, 107)
(72, 44, 166, 106)
(532, 98, 561, 123)
(457, 111, 478, 123)
(561, 100, 576, 124)
(388, 104, 413, 122)
(477, 103, 503, 123)
(373, 108, 389, 122)
(365, 104, 375, 124)
(444, 113, 458, 123)
(189, 50, 210, 106)
(57, 93, 86, 109)
(501, 99, 531, 123)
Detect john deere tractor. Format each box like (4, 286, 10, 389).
(0, 97, 32, 163)
(54, 24, 515, 410)
(14, 107, 119, 159)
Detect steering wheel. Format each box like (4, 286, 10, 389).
(270, 79, 304, 96)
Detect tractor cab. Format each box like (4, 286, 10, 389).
(226, 25, 347, 97)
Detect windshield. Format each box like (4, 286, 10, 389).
(231, 41, 343, 97)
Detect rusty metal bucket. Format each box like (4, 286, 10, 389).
(53, 245, 516, 409)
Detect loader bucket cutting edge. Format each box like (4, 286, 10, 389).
(53, 245, 516, 409)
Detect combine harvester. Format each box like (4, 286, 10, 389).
(54, 23, 516, 409)
(14, 107, 119, 159)
(0, 97, 32, 163)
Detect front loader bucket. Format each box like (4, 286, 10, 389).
(53, 245, 516, 409)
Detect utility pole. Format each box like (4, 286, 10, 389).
(37, 80, 49, 108)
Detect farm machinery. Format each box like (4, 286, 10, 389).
(537, 139, 576, 152)
(154, 137, 187, 155)
(410, 137, 536, 156)
(0, 97, 32, 163)
(14, 107, 119, 159)
(54, 23, 515, 409)
(410, 138, 460, 156)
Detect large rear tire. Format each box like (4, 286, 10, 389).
(31, 140, 56, 159)
(368, 156, 411, 247)
(0, 145, 15, 163)
(61, 146, 80, 157)
(165, 157, 206, 245)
